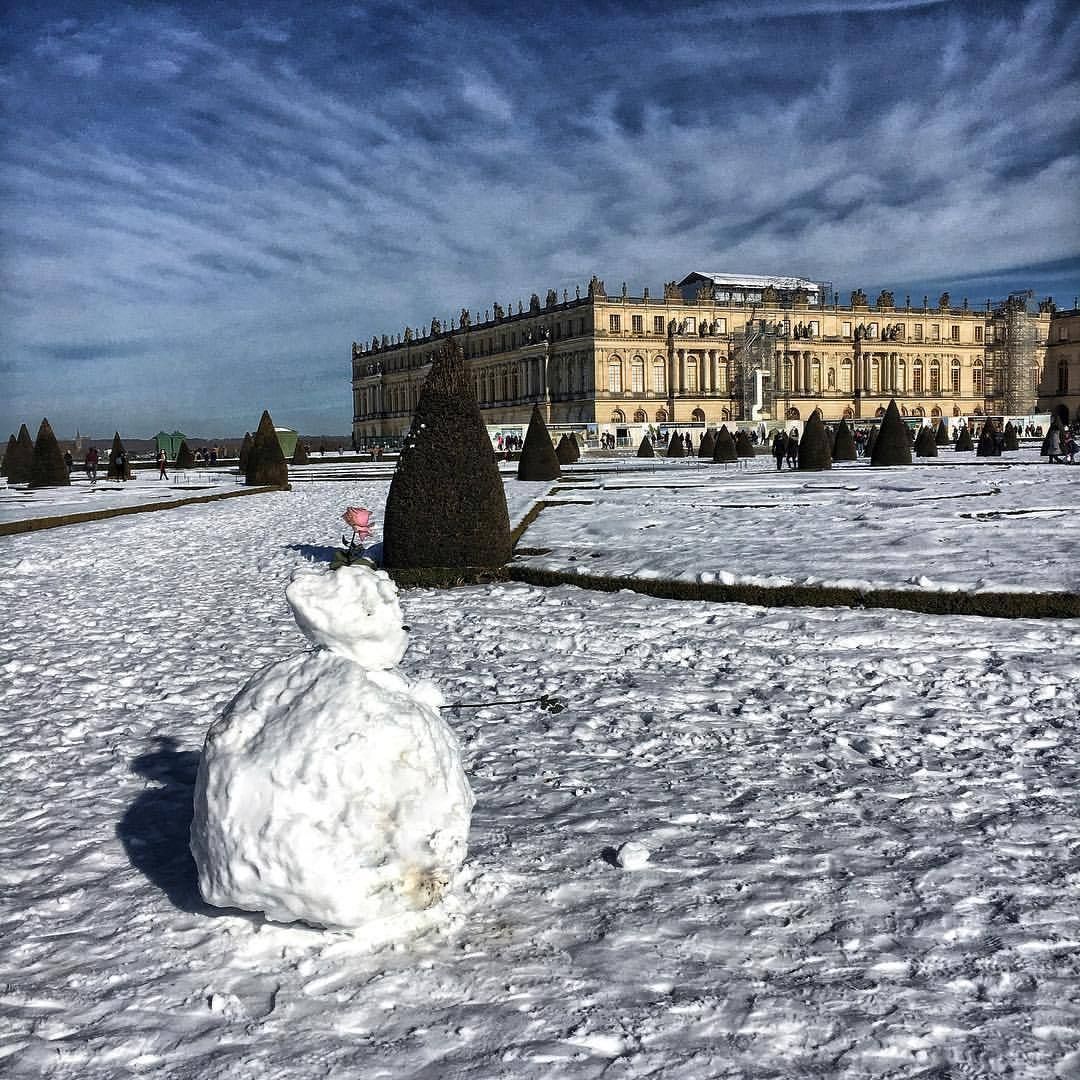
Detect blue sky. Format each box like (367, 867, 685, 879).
(2, 0, 1078, 439)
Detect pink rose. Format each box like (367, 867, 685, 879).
(342, 506, 373, 540)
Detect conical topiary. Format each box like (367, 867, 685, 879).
(698, 429, 716, 459)
(636, 434, 655, 458)
(245, 410, 289, 486)
(1003, 422, 1019, 451)
(734, 430, 755, 457)
(870, 399, 912, 466)
(977, 424, 1000, 457)
(569, 433, 581, 462)
(556, 434, 575, 466)
(798, 411, 832, 470)
(935, 421, 951, 446)
(383, 336, 512, 570)
(864, 426, 878, 458)
(238, 432, 252, 472)
(108, 432, 132, 480)
(29, 418, 71, 487)
(955, 424, 973, 451)
(5, 426, 34, 484)
(175, 440, 196, 469)
(712, 425, 738, 463)
(832, 418, 857, 461)
(914, 425, 938, 457)
(292, 440, 310, 465)
(0, 434, 15, 478)
(666, 429, 685, 458)
(518, 405, 560, 480)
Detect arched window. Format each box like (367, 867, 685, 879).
(686, 356, 698, 393)
(931, 406, 942, 418)
(786, 406, 801, 420)
(929, 358, 941, 394)
(843, 406, 854, 419)
(633, 409, 646, 422)
(721, 408, 731, 421)
(875, 406, 886, 418)
(608, 357, 623, 393)
(951, 359, 961, 394)
(973, 406, 984, 416)
(811, 359, 821, 392)
(841, 358, 853, 393)
(652, 358, 666, 394)
(692, 408, 705, 423)
(717, 357, 729, 393)
(972, 359, 983, 395)
(631, 356, 645, 394)
(611, 409, 625, 423)
(897, 358, 906, 392)
(912, 359, 924, 394)
(901, 405, 909, 416)
(913, 406, 925, 417)
(655, 408, 668, 423)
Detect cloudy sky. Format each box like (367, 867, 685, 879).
(2, 0, 1078, 439)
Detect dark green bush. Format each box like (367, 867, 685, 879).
(1003, 422, 1019, 451)
(914, 426, 938, 457)
(666, 429, 685, 458)
(29, 418, 71, 487)
(518, 405, 561, 480)
(798, 411, 832, 470)
(712, 425, 738, 463)
(636, 435, 655, 458)
(175, 440, 196, 469)
(955, 425, 973, 451)
(383, 337, 512, 570)
(555, 434, 575, 466)
(977, 424, 1000, 457)
(5, 426, 34, 484)
(292, 440, 310, 465)
(734, 430, 755, 457)
(935, 421, 951, 446)
(832, 419, 856, 461)
(698, 429, 716, 458)
(245, 411, 289, 486)
(870, 400, 912, 465)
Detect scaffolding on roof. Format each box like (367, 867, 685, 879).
(988, 291, 1039, 417)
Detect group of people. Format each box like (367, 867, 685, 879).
(771, 429, 801, 469)
(1045, 425, 1078, 464)
(493, 432, 523, 453)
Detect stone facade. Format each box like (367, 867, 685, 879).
(352, 275, 1064, 443)
(1043, 307, 1080, 420)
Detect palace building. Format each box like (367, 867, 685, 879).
(351, 272, 1063, 446)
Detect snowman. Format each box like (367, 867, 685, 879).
(189, 565, 474, 928)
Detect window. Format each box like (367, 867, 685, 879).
(717, 359, 728, 393)
(716, 318, 727, 334)
(868, 322, 878, 339)
(652, 359, 666, 394)
(632, 314, 643, 334)
(1057, 324, 1068, 341)
(842, 321, 852, 337)
(951, 324, 960, 342)
(609, 314, 621, 333)
(631, 358, 644, 393)
(841, 359, 853, 393)
(951, 362, 961, 394)
(685, 316, 696, 335)
(974, 326, 983, 342)
(913, 360, 923, 394)
(654, 315, 665, 334)
(929, 359, 941, 394)
(972, 362, 983, 394)
(808, 321, 819, 337)
(914, 323, 923, 341)
(607, 360, 622, 393)
(931, 324, 940, 341)
(686, 361, 698, 393)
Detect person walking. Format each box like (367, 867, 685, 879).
(785, 428, 800, 468)
(64, 450, 73, 474)
(85, 446, 99, 482)
(772, 429, 787, 470)
(157, 449, 169, 479)
(1047, 425, 1064, 464)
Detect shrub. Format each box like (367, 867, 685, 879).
(555, 434, 576, 466)
(798, 411, 832, 470)
(108, 432, 132, 480)
(29, 418, 71, 487)
(870, 400, 912, 465)
(518, 405, 561, 480)
(832, 418, 857, 461)
(698, 429, 716, 459)
(238, 432, 252, 471)
(914, 425, 938, 457)
(5, 426, 34, 484)
(175, 440, 196, 469)
(712, 425, 738, 463)
(1003, 422, 1019, 451)
(292, 440, 310, 465)
(569, 433, 581, 462)
(665, 429, 685, 458)
(0, 434, 15, 478)
(864, 426, 878, 458)
(734, 430, 755, 457)
(383, 336, 512, 570)
(636, 435, 655, 458)
(245, 410, 289, 486)
(935, 421, 951, 446)
(955, 424, 973, 451)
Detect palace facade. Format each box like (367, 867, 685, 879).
(351, 272, 1063, 445)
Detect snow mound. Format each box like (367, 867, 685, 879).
(616, 841, 651, 869)
(190, 565, 474, 928)
(285, 564, 407, 669)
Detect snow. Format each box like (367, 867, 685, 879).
(1, 465, 1079, 1076)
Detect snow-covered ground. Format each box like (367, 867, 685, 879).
(1, 477, 1079, 1078)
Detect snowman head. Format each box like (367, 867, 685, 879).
(286, 565, 408, 669)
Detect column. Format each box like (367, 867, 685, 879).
(677, 349, 686, 395)
(708, 349, 717, 393)
(803, 354, 812, 393)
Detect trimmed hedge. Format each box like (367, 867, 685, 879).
(977, 424, 1001, 457)
(175, 440, 196, 469)
(871, 400, 912, 466)
(798, 412, 832, 470)
(955, 425, 973, 451)
(713, 425, 738, 463)
(832, 419, 857, 461)
(665, 429, 685, 458)
(292, 440, 310, 465)
(245, 411, 289, 486)
(734, 430, 755, 458)
(238, 432, 252, 472)
(108, 432, 132, 480)
(1003, 422, 1019, 451)
(555, 434, 575, 466)
(636, 435, 655, 458)
(383, 336, 512, 570)
(698, 429, 716, 459)
(914, 425, 938, 457)
(935, 421, 951, 446)
(29, 418, 71, 487)
(518, 405, 561, 480)
(5, 425, 34, 484)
